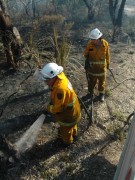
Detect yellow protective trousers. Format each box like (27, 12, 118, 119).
(59, 113, 81, 144)
(59, 124, 77, 144)
(86, 71, 106, 94)
(56, 112, 81, 144)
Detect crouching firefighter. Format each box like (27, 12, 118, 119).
(84, 28, 110, 102)
(36, 63, 81, 146)
(0, 8, 23, 70)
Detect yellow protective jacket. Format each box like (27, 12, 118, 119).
(84, 39, 110, 75)
(47, 72, 81, 126)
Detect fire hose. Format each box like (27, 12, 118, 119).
(109, 68, 135, 87)
(78, 95, 93, 128)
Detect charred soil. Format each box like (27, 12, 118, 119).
(0, 32, 135, 179)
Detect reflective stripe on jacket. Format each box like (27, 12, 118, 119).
(47, 72, 81, 126)
(49, 96, 77, 113)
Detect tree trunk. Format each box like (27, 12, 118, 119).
(116, 0, 126, 27)
(32, 0, 36, 18)
(109, 0, 118, 26)
(83, 0, 94, 22)
(109, 0, 127, 42)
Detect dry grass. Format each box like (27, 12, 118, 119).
(40, 15, 65, 25)
(53, 28, 71, 68)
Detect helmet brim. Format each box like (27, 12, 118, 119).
(33, 68, 42, 81)
(33, 68, 50, 81)
(58, 66, 63, 74)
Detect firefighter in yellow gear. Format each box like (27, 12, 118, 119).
(36, 63, 81, 146)
(84, 28, 110, 102)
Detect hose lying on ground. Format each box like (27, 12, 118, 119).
(78, 96, 92, 126)
(109, 68, 135, 88)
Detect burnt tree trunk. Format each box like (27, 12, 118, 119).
(0, 110, 46, 171)
(109, 0, 127, 42)
(116, 0, 126, 28)
(83, 0, 94, 23)
(32, 0, 36, 18)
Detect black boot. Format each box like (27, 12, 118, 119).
(99, 93, 105, 102)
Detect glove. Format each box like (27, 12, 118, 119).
(43, 110, 48, 115)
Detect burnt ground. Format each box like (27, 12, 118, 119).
(0, 36, 135, 179)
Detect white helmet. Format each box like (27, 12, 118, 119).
(40, 63, 63, 80)
(88, 28, 103, 40)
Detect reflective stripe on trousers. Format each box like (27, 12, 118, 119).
(89, 61, 105, 65)
(87, 72, 105, 76)
(58, 113, 81, 127)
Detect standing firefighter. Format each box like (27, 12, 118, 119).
(0, 1, 23, 70)
(36, 63, 81, 146)
(84, 28, 110, 102)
